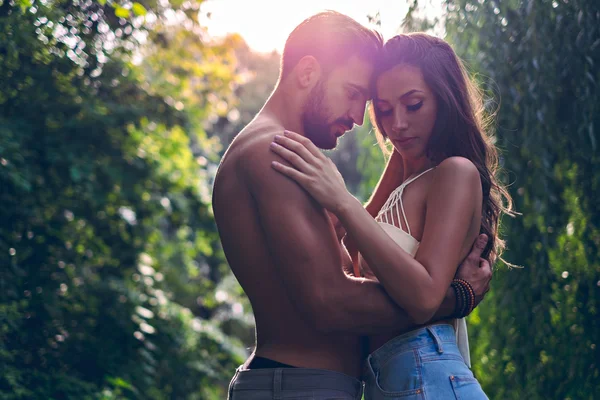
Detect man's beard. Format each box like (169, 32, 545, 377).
(302, 81, 352, 150)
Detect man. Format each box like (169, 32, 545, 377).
(212, 11, 492, 400)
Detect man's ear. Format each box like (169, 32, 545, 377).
(294, 56, 322, 89)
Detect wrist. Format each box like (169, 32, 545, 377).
(450, 278, 476, 318)
(442, 287, 457, 318)
(335, 194, 360, 219)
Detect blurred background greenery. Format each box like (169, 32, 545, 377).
(0, 0, 598, 399)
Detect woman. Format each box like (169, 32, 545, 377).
(268, 33, 513, 399)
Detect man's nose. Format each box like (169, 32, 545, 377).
(349, 102, 367, 127)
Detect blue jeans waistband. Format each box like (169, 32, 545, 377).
(368, 324, 457, 371)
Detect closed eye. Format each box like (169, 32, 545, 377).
(347, 88, 361, 101)
(407, 101, 423, 112)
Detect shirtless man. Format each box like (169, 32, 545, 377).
(212, 11, 492, 400)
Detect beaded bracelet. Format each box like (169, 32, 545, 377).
(456, 278, 476, 315)
(450, 280, 465, 318)
(451, 278, 476, 318)
(459, 278, 476, 315)
(453, 279, 467, 317)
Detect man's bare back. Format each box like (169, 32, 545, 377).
(213, 115, 362, 376)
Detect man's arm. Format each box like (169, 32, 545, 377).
(243, 138, 477, 334)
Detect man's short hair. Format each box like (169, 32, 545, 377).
(280, 11, 383, 79)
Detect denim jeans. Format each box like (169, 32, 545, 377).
(228, 366, 364, 399)
(363, 324, 488, 400)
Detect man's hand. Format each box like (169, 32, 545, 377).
(455, 234, 493, 310)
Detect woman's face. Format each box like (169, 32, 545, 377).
(374, 64, 438, 160)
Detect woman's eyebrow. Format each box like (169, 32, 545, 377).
(374, 89, 424, 103)
(399, 89, 424, 99)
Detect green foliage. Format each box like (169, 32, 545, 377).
(0, 0, 245, 398)
(205, 37, 280, 147)
(354, 118, 387, 201)
(443, 0, 600, 398)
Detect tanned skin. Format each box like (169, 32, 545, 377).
(212, 55, 492, 378)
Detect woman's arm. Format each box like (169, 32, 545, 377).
(335, 157, 482, 324)
(269, 132, 482, 324)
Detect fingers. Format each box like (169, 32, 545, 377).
(474, 234, 488, 253)
(283, 130, 325, 159)
(468, 234, 488, 262)
(274, 134, 317, 163)
(328, 158, 344, 178)
(479, 258, 492, 280)
(270, 140, 312, 173)
(271, 161, 309, 186)
(479, 257, 492, 293)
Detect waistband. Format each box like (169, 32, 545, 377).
(230, 366, 363, 397)
(368, 324, 457, 370)
(248, 356, 297, 369)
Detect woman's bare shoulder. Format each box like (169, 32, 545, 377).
(427, 156, 482, 202)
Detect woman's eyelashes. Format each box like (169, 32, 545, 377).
(378, 100, 423, 116)
(406, 101, 423, 112)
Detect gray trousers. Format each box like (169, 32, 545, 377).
(228, 366, 364, 400)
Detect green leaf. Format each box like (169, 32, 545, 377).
(97, 0, 106, 5)
(18, 0, 32, 11)
(70, 166, 82, 182)
(132, 2, 147, 16)
(114, 6, 130, 18)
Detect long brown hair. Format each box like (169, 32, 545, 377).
(369, 33, 514, 263)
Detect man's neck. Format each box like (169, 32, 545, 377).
(260, 84, 306, 136)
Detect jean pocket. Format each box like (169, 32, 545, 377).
(365, 351, 424, 399)
(449, 375, 488, 400)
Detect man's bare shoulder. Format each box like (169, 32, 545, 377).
(215, 115, 282, 184)
(233, 117, 317, 213)
(233, 117, 288, 183)
(239, 114, 284, 137)
(238, 117, 283, 157)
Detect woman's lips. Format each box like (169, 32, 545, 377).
(395, 137, 417, 145)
